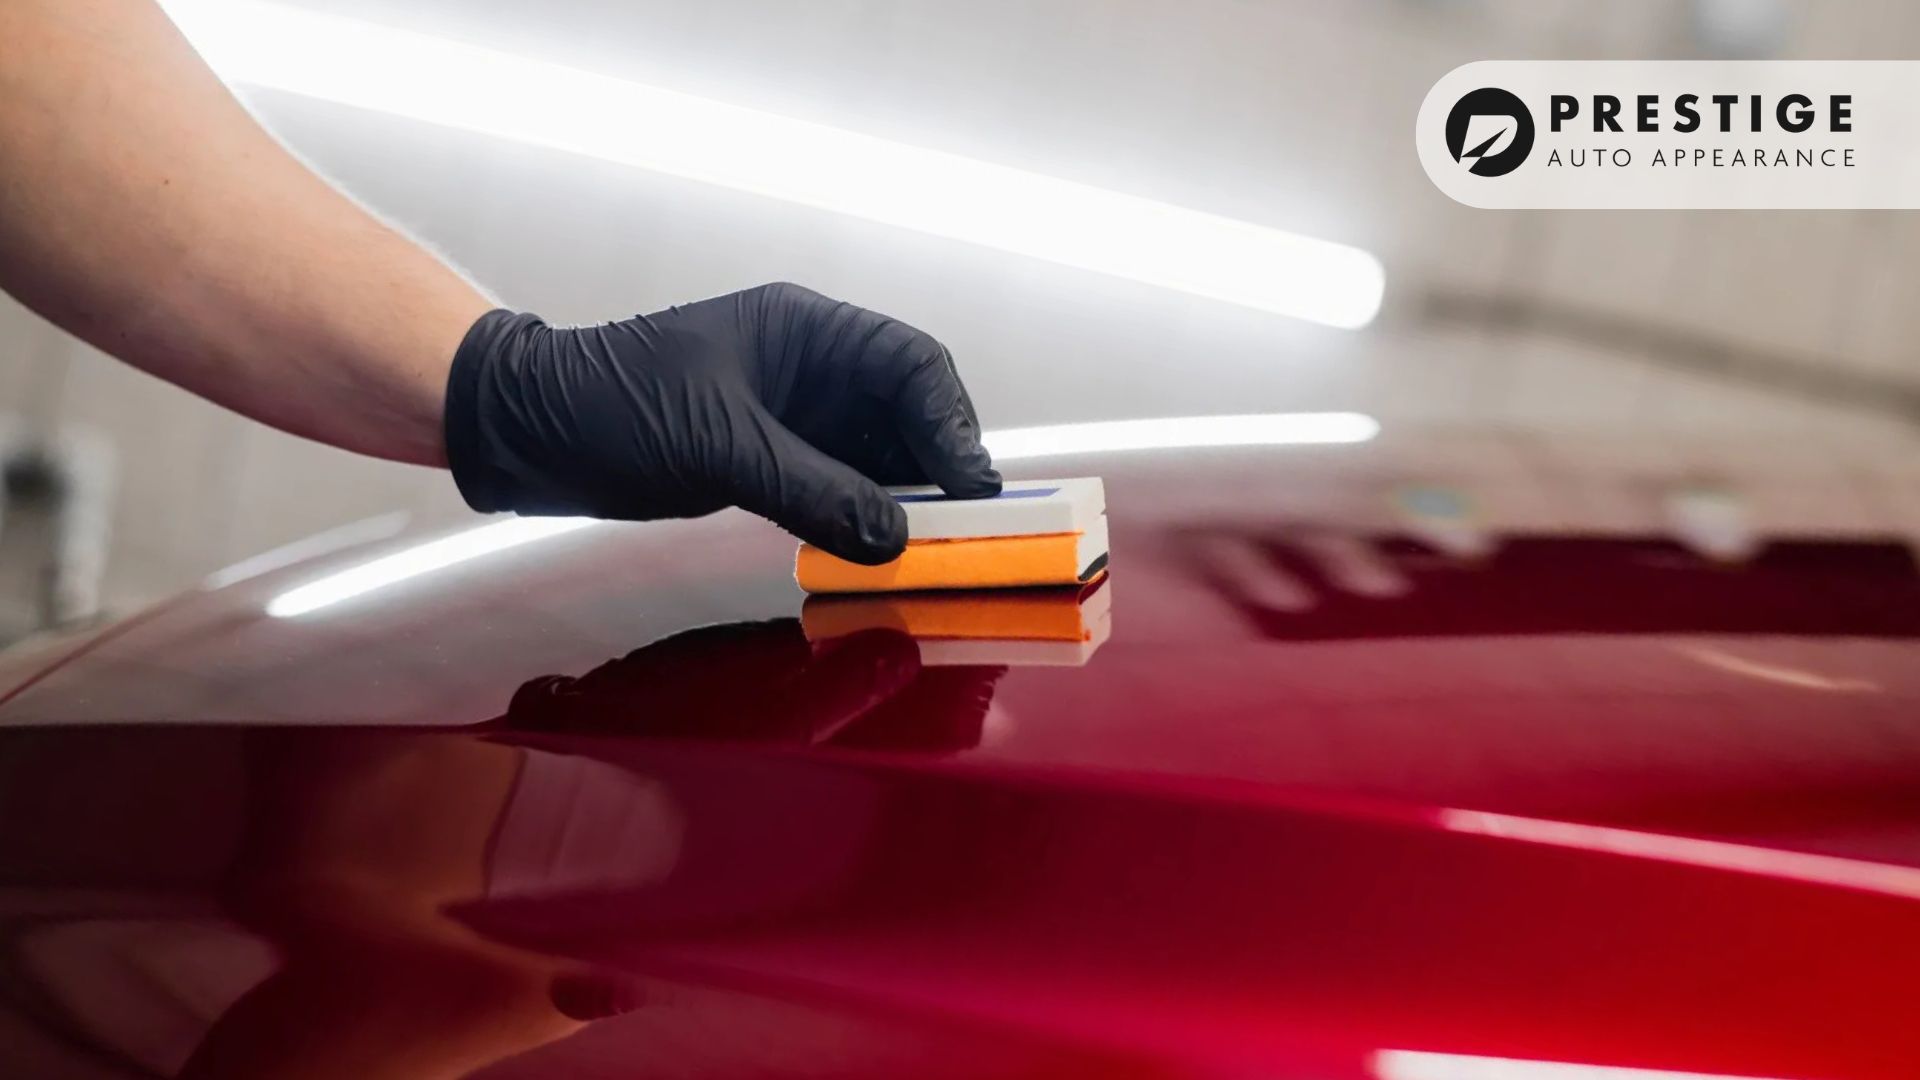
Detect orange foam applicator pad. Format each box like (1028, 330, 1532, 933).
(797, 529, 1106, 594)
(796, 478, 1108, 595)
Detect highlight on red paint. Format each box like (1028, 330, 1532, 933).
(1438, 808, 1920, 902)
(1373, 1048, 1790, 1080)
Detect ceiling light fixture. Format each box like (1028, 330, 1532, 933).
(984, 412, 1379, 459)
(159, 0, 1385, 327)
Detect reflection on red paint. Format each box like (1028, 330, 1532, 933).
(1373, 1049, 1789, 1080)
(1439, 809, 1920, 901)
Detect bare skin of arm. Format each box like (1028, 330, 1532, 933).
(0, 0, 491, 466)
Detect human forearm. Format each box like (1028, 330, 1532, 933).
(0, 0, 1003, 563)
(0, 0, 489, 465)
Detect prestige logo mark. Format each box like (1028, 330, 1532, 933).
(1417, 61, 1903, 209)
(1445, 87, 1534, 177)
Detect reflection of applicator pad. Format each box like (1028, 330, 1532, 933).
(796, 478, 1107, 594)
(803, 577, 1112, 666)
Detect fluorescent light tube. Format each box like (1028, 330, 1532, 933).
(984, 412, 1379, 460)
(158, 0, 1385, 327)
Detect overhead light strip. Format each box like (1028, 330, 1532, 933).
(159, 0, 1384, 328)
(983, 412, 1378, 459)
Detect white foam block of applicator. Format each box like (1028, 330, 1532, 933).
(891, 477, 1105, 539)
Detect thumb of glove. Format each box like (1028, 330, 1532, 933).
(728, 404, 908, 565)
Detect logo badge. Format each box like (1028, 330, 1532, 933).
(1445, 87, 1534, 177)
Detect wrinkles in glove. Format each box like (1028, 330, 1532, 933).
(443, 282, 1002, 564)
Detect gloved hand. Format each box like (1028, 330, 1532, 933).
(444, 282, 1002, 564)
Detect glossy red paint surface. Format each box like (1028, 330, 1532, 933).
(3, 449, 1919, 1078)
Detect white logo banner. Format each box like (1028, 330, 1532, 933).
(1417, 61, 1920, 208)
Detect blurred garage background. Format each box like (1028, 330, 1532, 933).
(2, 0, 1917, 642)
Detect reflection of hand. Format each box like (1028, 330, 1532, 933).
(507, 619, 1003, 753)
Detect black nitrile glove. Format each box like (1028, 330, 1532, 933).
(444, 282, 1001, 564)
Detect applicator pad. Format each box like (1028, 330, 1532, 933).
(795, 477, 1107, 594)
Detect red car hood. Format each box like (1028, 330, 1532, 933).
(2, 448, 1918, 1078)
